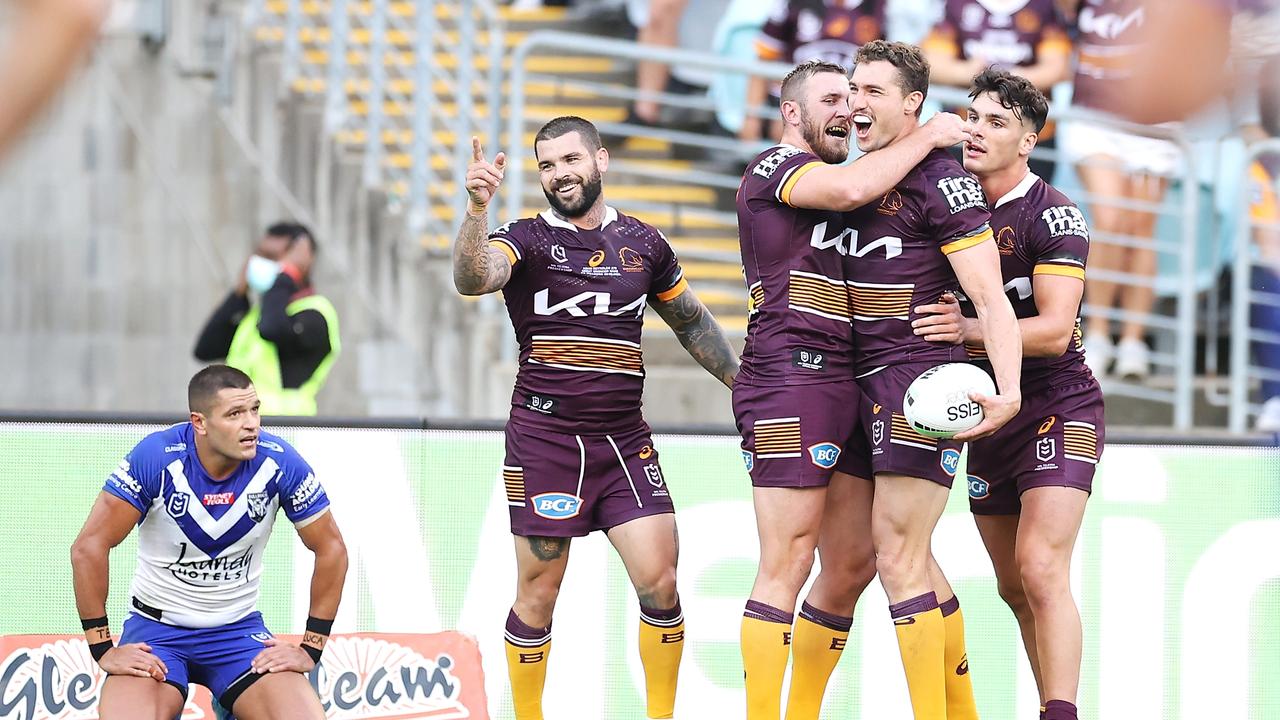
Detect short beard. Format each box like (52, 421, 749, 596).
(544, 165, 604, 218)
(801, 110, 850, 164)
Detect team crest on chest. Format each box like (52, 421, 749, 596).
(167, 492, 191, 519)
(247, 491, 270, 522)
(997, 226, 1016, 255)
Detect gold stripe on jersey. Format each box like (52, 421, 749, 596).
(779, 161, 824, 207)
(890, 413, 938, 451)
(656, 276, 689, 302)
(529, 335, 644, 377)
(748, 281, 764, 317)
(789, 271, 852, 322)
(489, 238, 521, 265)
(1034, 261, 1085, 280)
(941, 227, 994, 256)
(1062, 421, 1099, 463)
(503, 466, 526, 507)
(850, 281, 914, 321)
(753, 416, 802, 458)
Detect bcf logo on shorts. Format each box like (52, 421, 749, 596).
(742, 450, 754, 472)
(968, 475, 990, 500)
(531, 492, 583, 520)
(940, 448, 961, 478)
(808, 443, 841, 469)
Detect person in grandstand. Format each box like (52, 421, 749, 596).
(740, 0, 885, 142)
(70, 365, 348, 720)
(916, 67, 1104, 720)
(0, 0, 108, 159)
(837, 40, 1022, 720)
(921, 0, 1072, 180)
(732, 58, 971, 720)
(451, 117, 739, 720)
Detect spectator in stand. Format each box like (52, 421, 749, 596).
(626, 0, 692, 128)
(1057, 0, 1177, 380)
(922, 0, 1071, 180)
(194, 223, 341, 416)
(1249, 56, 1280, 430)
(739, 0, 884, 142)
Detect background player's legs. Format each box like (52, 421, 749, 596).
(974, 513, 1043, 696)
(98, 676, 185, 720)
(1076, 159, 1129, 374)
(926, 553, 978, 720)
(872, 473, 950, 720)
(1016, 487, 1089, 720)
(231, 671, 324, 720)
(1114, 173, 1169, 378)
(508, 535, 572, 720)
(608, 513, 683, 719)
(743, 486, 827, 720)
(785, 473, 875, 720)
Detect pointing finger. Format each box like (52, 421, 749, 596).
(471, 136, 484, 162)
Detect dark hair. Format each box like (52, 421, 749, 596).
(264, 221, 318, 253)
(188, 365, 253, 413)
(853, 40, 931, 115)
(780, 59, 849, 105)
(534, 116, 602, 159)
(969, 67, 1049, 132)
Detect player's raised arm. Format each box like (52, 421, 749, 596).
(71, 492, 168, 681)
(650, 286, 739, 389)
(785, 111, 969, 211)
(453, 136, 513, 296)
(946, 236, 1022, 440)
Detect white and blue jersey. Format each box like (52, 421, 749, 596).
(104, 423, 330, 629)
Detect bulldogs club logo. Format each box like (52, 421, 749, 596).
(247, 491, 270, 522)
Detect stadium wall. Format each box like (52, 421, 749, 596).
(1, 418, 1277, 719)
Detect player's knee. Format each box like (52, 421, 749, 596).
(996, 578, 1029, 613)
(760, 539, 816, 587)
(515, 578, 562, 621)
(819, 547, 876, 600)
(633, 565, 678, 610)
(1016, 548, 1068, 606)
(873, 548, 920, 590)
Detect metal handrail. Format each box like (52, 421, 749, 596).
(1229, 138, 1280, 431)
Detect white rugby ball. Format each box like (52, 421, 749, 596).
(902, 363, 997, 439)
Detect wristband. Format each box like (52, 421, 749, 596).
(80, 616, 109, 631)
(302, 643, 323, 665)
(305, 616, 334, 637)
(89, 640, 114, 663)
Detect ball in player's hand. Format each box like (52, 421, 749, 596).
(902, 363, 997, 439)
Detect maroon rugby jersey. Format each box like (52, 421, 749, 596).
(1071, 0, 1146, 111)
(959, 172, 1095, 393)
(844, 148, 992, 373)
(488, 207, 687, 432)
(756, 0, 884, 71)
(923, 0, 1069, 70)
(736, 145, 857, 385)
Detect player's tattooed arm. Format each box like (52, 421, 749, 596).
(454, 136, 512, 295)
(527, 536, 570, 562)
(651, 290, 740, 389)
(452, 210, 513, 296)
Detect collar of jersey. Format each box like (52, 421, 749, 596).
(994, 170, 1040, 209)
(540, 206, 617, 232)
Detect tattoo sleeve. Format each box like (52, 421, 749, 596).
(453, 210, 513, 295)
(651, 290, 740, 389)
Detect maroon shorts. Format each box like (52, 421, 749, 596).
(966, 380, 1104, 515)
(732, 379, 863, 488)
(502, 420, 674, 537)
(835, 363, 964, 489)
